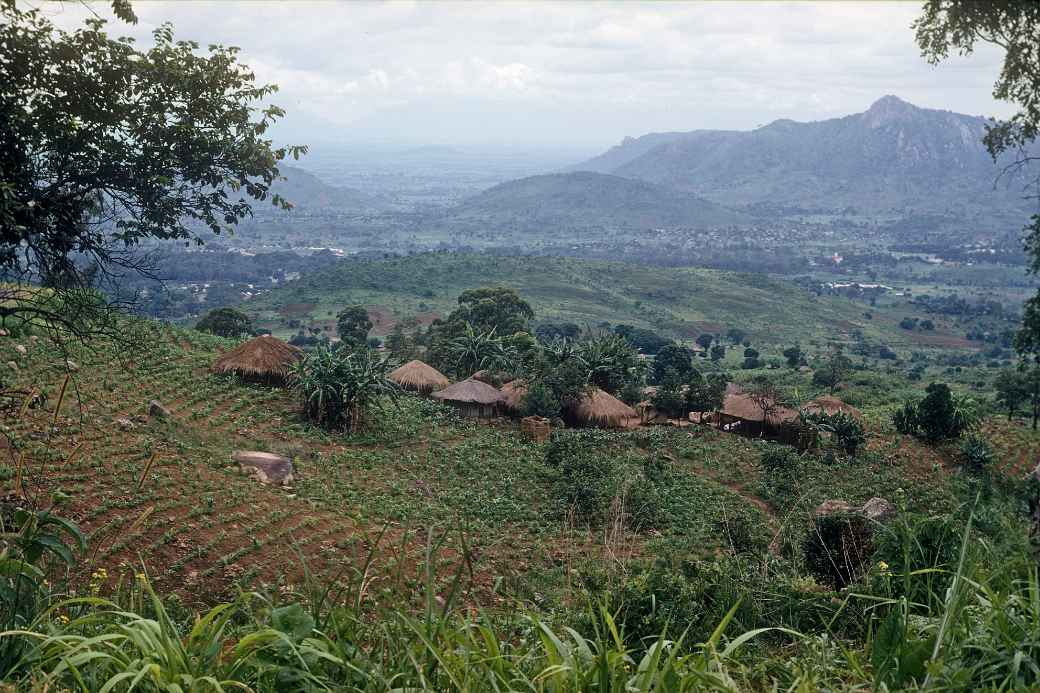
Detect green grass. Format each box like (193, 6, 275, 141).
(245, 254, 971, 355)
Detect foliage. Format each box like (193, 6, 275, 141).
(613, 324, 671, 354)
(520, 379, 562, 419)
(195, 307, 254, 339)
(759, 445, 802, 503)
(803, 512, 873, 588)
(448, 287, 534, 335)
(444, 324, 517, 378)
(289, 345, 399, 431)
(576, 334, 644, 394)
(960, 433, 995, 475)
(0, 505, 85, 676)
(804, 411, 866, 457)
(685, 371, 728, 415)
(782, 345, 803, 368)
(0, 4, 303, 329)
(812, 349, 853, 394)
(335, 305, 372, 348)
(893, 383, 978, 443)
(651, 373, 687, 419)
(651, 343, 696, 384)
(993, 366, 1029, 420)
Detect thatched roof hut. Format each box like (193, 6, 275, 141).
(432, 378, 506, 419)
(569, 387, 639, 429)
(211, 335, 301, 384)
(389, 360, 449, 394)
(802, 395, 863, 422)
(500, 379, 528, 413)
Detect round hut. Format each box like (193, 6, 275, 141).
(802, 395, 863, 421)
(568, 387, 639, 429)
(389, 360, 449, 395)
(431, 378, 506, 419)
(211, 335, 302, 385)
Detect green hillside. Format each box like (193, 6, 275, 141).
(246, 253, 967, 353)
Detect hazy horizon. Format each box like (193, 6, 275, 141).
(47, 1, 1015, 151)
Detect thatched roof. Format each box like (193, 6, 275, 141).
(389, 360, 449, 394)
(500, 379, 528, 412)
(570, 387, 639, 428)
(720, 386, 799, 424)
(432, 378, 506, 406)
(803, 395, 863, 421)
(211, 336, 302, 378)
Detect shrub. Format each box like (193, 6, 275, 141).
(803, 512, 873, 588)
(960, 434, 995, 475)
(917, 383, 977, 442)
(289, 345, 399, 431)
(828, 412, 866, 457)
(893, 400, 919, 435)
(521, 379, 561, 418)
(759, 446, 801, 503)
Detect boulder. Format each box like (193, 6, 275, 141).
(233, 450, 294, 486)
(5, 361, 16, 372)
(860, 497, 896, 522)
(148, 400, 171, 419)
(814, 497, 896, 523)
(13, 345, 26, 355)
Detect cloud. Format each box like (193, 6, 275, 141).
(45, 1, 1015, 149)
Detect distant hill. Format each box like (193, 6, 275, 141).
(570, 96, 1033, 221)
(266, 165, 388, 212)
(246, 252, 932, 350)
(436, 171, 749, 231)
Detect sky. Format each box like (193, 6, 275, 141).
(43, 1, 1015, 153)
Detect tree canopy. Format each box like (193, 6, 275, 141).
(0, 3, 304, 330)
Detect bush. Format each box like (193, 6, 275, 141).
(828, 412, 866, 457)
(803, 512, 873, 588)
(759, 446, 801, 503)
(289, 346, 399, 431)
(521, 379, 561, 418)
(960, 434, 995, 475)
(917, 383, 977, 442)
(893, 400, 919, 435)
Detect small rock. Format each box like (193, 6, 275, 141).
(115, 417, 135, 431)
(132, 414, 148, 424)
(232, 450, 294, 486)
(29, 336, 38, 343)
(6, 361, 17, 372)
(0, 328, 8, 337)
(13, 345, 26, 355)
(65, 360, 79, 372)
(860, 497, 896, 522)
(148, 400, 171, 419)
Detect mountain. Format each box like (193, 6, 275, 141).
(437, 171, 748, 232)
(266, 165, 388, 211)
(570, 96, 1033, 220)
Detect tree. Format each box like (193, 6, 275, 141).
(813, 348, 853, 394)
(686, 372, 728, 417)
(911, 383, 977, 443)
(915, 3, 1040, 397)
(535, 322, 581, 343)
(613, 324, 672, 354)
(782, 345, 803, 368)
(196, 307, 253, 339)
(993, 367, 1029, 421)
(726, 328, 747, 344)
(336, 306, 372, 348)
(0, 5, 304, 336)
(652, 344, 696, 384)
(450, 287, 534, 335)
(695, 334, 714, 351)
(746, 376, 790, 434)
(710, 343, 726, 362)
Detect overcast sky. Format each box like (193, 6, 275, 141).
(45, 1, 1014, 152)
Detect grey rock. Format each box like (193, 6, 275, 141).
(115, 417, 135, 431)
(860, 497, 896, 522)
(13, 345, 26, 355)
(233, 450, 294, 486)
(148, 400, 171, 419)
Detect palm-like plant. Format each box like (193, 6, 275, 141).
(289, 345, 399, 431)
(575, 334, 644, 393)
(446, 324, 517, 377)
